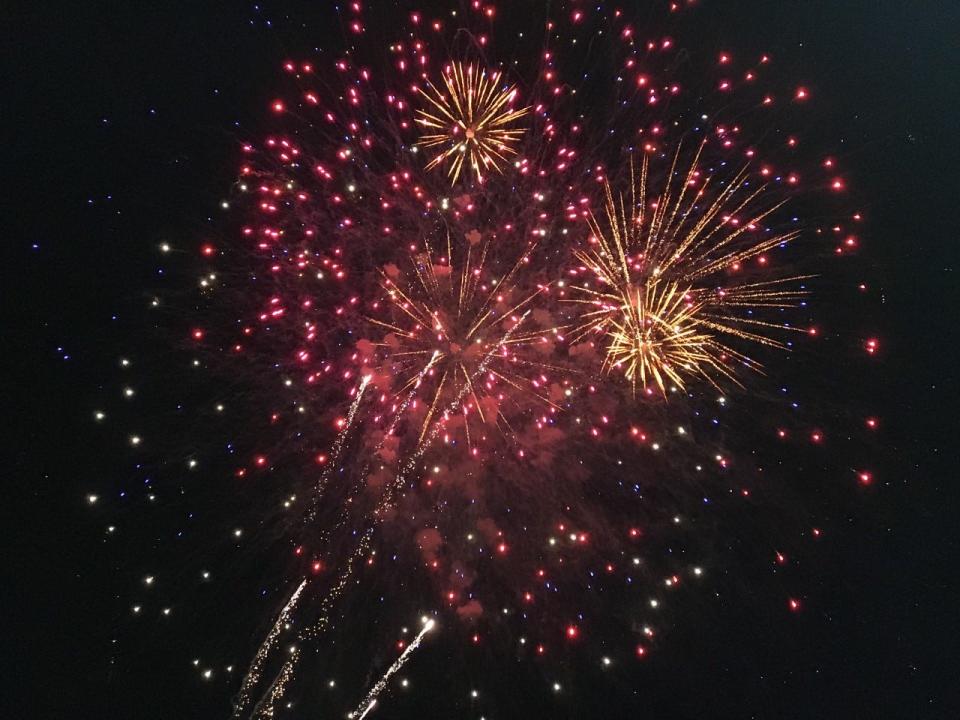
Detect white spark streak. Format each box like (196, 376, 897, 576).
(348, 619, 437, 719)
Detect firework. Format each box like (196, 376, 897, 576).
(415, 63, 530, 184)
(359, 227, 562, 452)
(569, 146, 810, 394)
(90, 2, 876, 718)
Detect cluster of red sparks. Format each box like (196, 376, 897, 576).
(101, 1, 881, 716)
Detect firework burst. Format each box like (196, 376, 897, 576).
(415, 63, 530, 184)
(88, 2, 878, 718)
(569, 145, 811, 394)
(359, 226, 562, 453)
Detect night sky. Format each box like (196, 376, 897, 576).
(8, 1, 960, 718)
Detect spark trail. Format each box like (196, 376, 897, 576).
(307, 374, 372, 522)
(232, 579, 308, 717)
(348, 619, 437, 720)
(243, 358, 442, 718)
(249, 533, 372, 719)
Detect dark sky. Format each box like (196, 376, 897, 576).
(7, 1, 960, 718)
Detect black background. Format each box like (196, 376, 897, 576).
(7, 1, 959, 718)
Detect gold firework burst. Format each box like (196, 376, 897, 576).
(570, 142, 810, 395)
(415, 63, 530, 184)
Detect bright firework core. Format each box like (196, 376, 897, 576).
(605, 281, 717, 393)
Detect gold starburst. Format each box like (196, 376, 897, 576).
(570, 142, 810, 395)
(415, 63, 529, 184)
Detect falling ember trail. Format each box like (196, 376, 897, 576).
(324, 374, 372, 471)
(232, 579, 308, 717)
(248, 531, 374, 719)
(348, 619, 437, 719)
(380, 351, 441, 449)
(308, 374, 372, 520)
(245, 358, 443, 717)
(356, 701, 378, 720)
